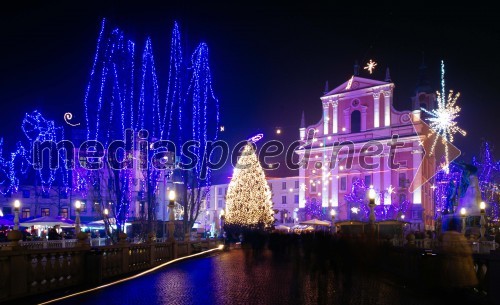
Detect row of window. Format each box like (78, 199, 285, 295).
(1, 207, 58, 218)
(270, 181, 300, 190)
(1, 201, 117, 218)
(1, 201, 107, 218)
(281, 195, 300, 204)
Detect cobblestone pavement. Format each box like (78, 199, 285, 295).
(45, 249, 491, 305)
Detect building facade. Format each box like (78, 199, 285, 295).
(296, 73, 436, 231)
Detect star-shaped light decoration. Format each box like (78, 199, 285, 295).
(364, 59, 377, 74)
(421, 61, 466, 168)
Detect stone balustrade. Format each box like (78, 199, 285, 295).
(0, 235, 221, 303)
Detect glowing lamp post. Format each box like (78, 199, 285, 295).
(168, 190, 176, 241)
(368, 187, 376, 223)
(330, 209, 336, 234)
(219, 209, 225, 239)
(103, 208, 110, 237)
(400, 214, 406, 244)
(6, 200, 23, 249)
(479, 201, 486, 241)
(13, 200, 20, 230)
(368, 187, 376, 237)
(460, 207, 466, 235)
(75, 201, 82, 234)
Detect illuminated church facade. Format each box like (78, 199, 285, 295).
(297, 66, 437, 231)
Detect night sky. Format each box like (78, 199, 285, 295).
(1, 2, 499, 183)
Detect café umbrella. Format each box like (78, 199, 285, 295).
(299, 218, 331, 226)
(20, 216, 75, 228)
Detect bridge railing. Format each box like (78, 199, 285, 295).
(0, 237, 222, 303)
(0, 237, 108, 249)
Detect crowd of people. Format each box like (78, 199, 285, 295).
(231, 226, 483, 304)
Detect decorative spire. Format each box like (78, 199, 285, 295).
(353, 60, 360, 76)
(384, 67, 391, 82)
(300, 111, 306, 129)
(323, 80, 329, 95)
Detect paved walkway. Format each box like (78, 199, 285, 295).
(41, 249, 490, 305)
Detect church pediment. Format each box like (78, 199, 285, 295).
(323, 76, 390, 97)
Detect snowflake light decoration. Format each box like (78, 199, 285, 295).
(421, 60, 466, 166)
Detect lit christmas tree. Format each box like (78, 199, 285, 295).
(225, 143, 275, 230)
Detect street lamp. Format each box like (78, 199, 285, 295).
(368, 187, 376, 222)
(75, 200, 82, 234)
(5, 200, 23, 249)
(13, 200, 20, 230)
(460, 207, 466, 235)
(168, 190, 176, 241)
(400, 214, 406, 245)
(480, 201, 486, 241)
(368, 187, 376, 237)
(103, 208, 110, 236)
(330, 209, 336, 234)
(219, 209, 225, 239)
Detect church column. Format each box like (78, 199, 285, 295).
(384, 91, 391, 127)
(299, 154, 306, 208)
(373, 92, 380, 128)
(322, 152, 329, 207)
(373, 154, 382, 191)
(323, 103, 329, 135)
(383, 153, 392, 205)
(332, 100, 338, 134)
(412, 143, 422, 205)
(411, 142, 423, 229)
(331, 161, 338, 208)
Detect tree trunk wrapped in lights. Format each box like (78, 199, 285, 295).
(224, 143, 275, 231)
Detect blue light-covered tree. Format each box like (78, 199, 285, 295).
(179, 42, 220, 235)
(136, 37, 162, 238)
(80, 19, 220, 240)
(344, 178, 370, 220)
(82, 19, 136, 237)
(473, 141, 500, 223)
(0, 138, 18, 196)
(304, 197, 325, 220)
